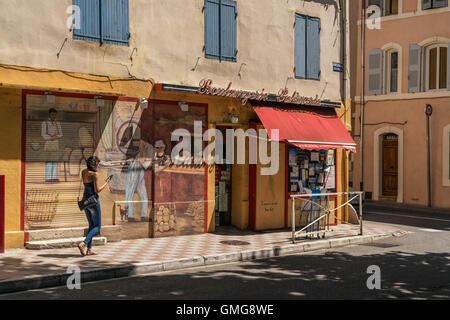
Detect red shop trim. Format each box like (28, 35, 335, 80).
(0, 175, 5, 253)
(147, 99, 209, 233)
(20, 90, 137, 233)
(284, 144, 289, 228)
(248, 122, 258, 231)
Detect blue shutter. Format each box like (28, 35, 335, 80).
(294, 15, 306, 79)
(73, 0, 101, 42)
(205, 0, 220, 59)
(306, 17, 320, 80)
(101, 0, 130, 46)
(220, 0, 237, 61)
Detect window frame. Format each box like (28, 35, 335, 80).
(72, 0, 130, 47)
(424, 43, 448, 91)
(385, 50, 399, 93)
(384, 0, 400, 15)
(204, 0, 238, 63)
(294, 14, 321, 81)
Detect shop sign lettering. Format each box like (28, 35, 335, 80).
(197, 79, 321, 107)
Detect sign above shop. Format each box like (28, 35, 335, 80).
(197, 79, 321, 107)
(154, 81, 340, 108)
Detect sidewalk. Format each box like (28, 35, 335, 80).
(0, 221, 406, 294)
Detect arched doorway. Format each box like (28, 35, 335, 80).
(373, 126, 403, 203)
(381, 133, 398, 198)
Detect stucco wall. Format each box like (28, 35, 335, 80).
(0, 88, 24, 248)
(353, 97, 450, 208)
(0, 0, 343, 101)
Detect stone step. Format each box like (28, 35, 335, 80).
(25, 237, 107, 250)
(26, 225, 121, 242)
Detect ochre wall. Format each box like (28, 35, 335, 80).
(0, 88, 24, 248)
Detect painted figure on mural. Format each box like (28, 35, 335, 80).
(154, 139, 171, 169)
(125, 136, 154, 222)
(41, 108, 63, 182)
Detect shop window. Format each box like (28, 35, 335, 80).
(288, 148, 336, 193)
(204, 0, 237, 62)
(425, 45, 447, 90)
(386, 50, 399, 93)
(72, 0, 130, 46)
(294, 14, 321, 80)
(422, 0, 448, 10)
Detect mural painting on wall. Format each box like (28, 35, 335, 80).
(24, 95, 207, 239)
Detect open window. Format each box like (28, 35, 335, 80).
(386, 50, 399, 93)
(425, 44, 448, 91)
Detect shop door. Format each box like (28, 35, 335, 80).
(215, 127, 232, 226)
(382, 135, 398, 196)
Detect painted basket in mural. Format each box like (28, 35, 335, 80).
(25, 189, 59, 228)
(154, 203, 177, 236)
(184, 201, 205, 233)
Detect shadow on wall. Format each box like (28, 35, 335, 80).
(302, 0, 339, 26)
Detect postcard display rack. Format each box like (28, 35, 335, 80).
(288, 147, 336, 237)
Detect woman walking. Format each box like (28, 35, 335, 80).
(78, 156, 111, 256)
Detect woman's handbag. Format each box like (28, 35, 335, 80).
(78, 194, 98, 211)
(77, 174, 98, 211)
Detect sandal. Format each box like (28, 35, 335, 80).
(86, 249, 98, 256)
(78, 242, 87, 256)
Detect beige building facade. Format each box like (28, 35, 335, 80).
(0, 0, 352, 249)
(352, 0, 450, 208)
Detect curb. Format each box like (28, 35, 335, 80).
(0, 232, 399, 295)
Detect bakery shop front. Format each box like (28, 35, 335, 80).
(152, 79, 355, 234)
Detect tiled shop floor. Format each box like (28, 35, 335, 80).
(0, 221, 402, 282)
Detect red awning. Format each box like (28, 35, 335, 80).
(253, 106, 356, 152)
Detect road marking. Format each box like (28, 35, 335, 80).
(365, 211, 450, 223)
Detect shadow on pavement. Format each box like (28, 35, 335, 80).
(1, 248, 449, 300)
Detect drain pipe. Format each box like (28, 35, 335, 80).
(360, 0, 366, 193)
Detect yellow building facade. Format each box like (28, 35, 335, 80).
(0, 0, 352, 249)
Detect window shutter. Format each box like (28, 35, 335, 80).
(433, 0, 448, 8)
(306, 17, 321, 80)
(220, 0, 237, 61)
(422, 0, 432, 9)
(447, 43, 450, 89)
(368, 48, 383, 95)
(205, 0, 220, 59)
(294, 15, 306, 79)
(368, 0, 383, 17)
(101, 0, 129, 46)
(73, 0, 101, 42)
(408, 44, 422, 93)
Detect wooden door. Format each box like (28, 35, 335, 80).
(382, 135, 398, 196)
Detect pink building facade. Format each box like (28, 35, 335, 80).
(352, 0, 450, 208)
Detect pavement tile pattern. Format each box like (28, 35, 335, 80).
(0, 221, 402, 282)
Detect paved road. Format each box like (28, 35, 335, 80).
(1, 205, 449, 300)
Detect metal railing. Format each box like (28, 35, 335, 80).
(290, 191, 364, 244)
